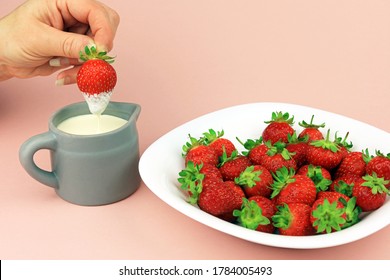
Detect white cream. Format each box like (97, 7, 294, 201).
(83, 91, 112, 115)
(57, 114, 127, 135)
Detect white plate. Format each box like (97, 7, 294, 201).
(139, 102, 390, 249)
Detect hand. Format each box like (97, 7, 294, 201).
(0, 0, 119, 85)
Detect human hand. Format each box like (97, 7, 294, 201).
(0, 0, 119, 85)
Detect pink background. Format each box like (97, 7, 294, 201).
(1, 0, 389, 259)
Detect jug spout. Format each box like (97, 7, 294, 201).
(105, 102, 141, 123)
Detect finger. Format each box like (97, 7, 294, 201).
(55, 65, 80, 86)
(38, 26, 94, 59)
(49, 57, 82, 67)
(60, 0, 120, 52)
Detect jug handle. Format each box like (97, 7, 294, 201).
(19, 132, 58, 189)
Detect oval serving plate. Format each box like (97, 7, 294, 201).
(139, 102, 390, 249)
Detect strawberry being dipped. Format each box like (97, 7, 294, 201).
(77, 46, 117, 115)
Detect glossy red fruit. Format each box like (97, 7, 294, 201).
(262, 111, 295, 144)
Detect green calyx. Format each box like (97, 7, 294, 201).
(335, 131, 353, 151)
(79, 45, 115, 63)
(298, 115, 325, 129)
(236, 136, 263, 156)
(334, 180, 354, 197)
(361, 173, 390, 195)
(182, 134, 204, 156)
(264, 111, 294, 125)
(202, 129, 224, 145)
(272, 204, 293, 230)
(177, 161, 204, 205)
(265, 141, 295, 160)
(233, 198, 270, 230)
(340, 197, 361, 229)
(234, 166, 262, 187)
(287, 132, 308, 144)
(310, 129, 340, 153)
(312, 199, 346, 234)
(270, 166, 296, 198)
(218, 149, 239, 168)
(306, 165, 332, 192)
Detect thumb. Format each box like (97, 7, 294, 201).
(44, 27, 95, 59)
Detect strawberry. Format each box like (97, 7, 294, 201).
(262, 111, 295, 144)
(306, 129, 344, 170)
(233, 197, 276, 233)
(182, 135, 219, 167)
(334, 150, 369, 179)
(218, 150, 251, 181)
(270, 167, 317, 206)
(352, 173, 389, 211)
(311, 197, 347, 233)
(298, 115, 325, 141)
(178, 161, 222, 204)
(272, 203, 315, 236)
(77, 46, 117, 114)
(259, 141, 297, 174)
(237, 136, 268, 165)
(202, 129, 236, 159)
(366, 150, 390, 189)
(296, 164, 332, 192)
(286, 132, 308, 168)
(198, 179, 245, 221)
(317, 191, 350, 202)
(329, 174, 360, 197)
(234, 165, 273, 198)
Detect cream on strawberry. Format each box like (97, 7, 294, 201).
(77, 46, 117, 115)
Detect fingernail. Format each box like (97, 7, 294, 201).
(50, 58, 70, 67)
(55, 78, 65, 86)
(49, 58, 61, 67)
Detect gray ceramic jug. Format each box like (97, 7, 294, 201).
(19, 101, 141, 206)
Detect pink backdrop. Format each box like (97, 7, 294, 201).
(1, 0, 389, 259)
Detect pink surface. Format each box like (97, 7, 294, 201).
(1, 0, 389, 259)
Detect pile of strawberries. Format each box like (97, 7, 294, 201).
(178, 112, 390, 236)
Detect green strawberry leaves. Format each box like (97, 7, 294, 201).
(233, 198, 270, 230)
(79, 45, 115, 63)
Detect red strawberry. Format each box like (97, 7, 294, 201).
(259, 141, 297, 174)
(317, 191, 350, 203)
(296, 164, 332, 192)
(298, 115, 325, 141)
(182, 135, 219, 167)
(202, 129, 236, 159)
(237, 136, 268, 165)
(352, 173, 389, 211)
(311, 197, 347, 233)
(366, 150, 390, 189)
(306, 129, 344, 170)
(262, 111, 295, 144)
(234, 196, 276, 233)
(234, 165, 273, 198)
(286, 132, 308, 168)
(272, 203, 315, 236)
(218, 150, 251, 181)
(198, 179, 245, 221)
(313, 193, 361, 230)
(334, 150, 369, 179)
(270, 167, 317, 206)
(77, 46, 117, 95)
(178, 162, 223, 204)
(329, 174, 360, 197)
